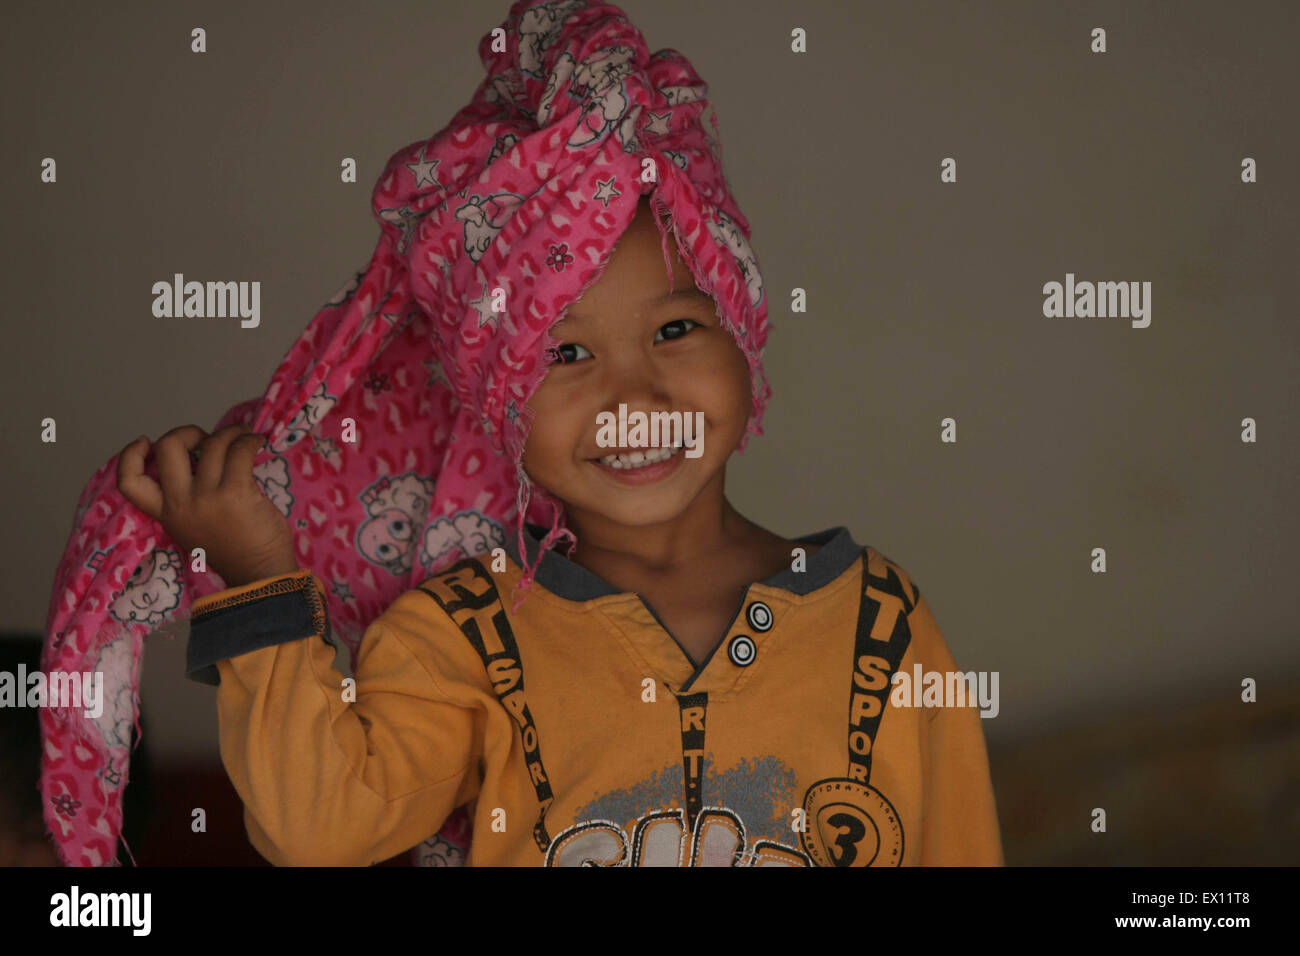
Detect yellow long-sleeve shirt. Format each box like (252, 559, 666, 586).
(187, 524, 1004, 866)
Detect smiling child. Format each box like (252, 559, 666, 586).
(104, 0, 1003, 867)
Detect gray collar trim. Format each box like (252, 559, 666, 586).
(503, 523, 863, 602)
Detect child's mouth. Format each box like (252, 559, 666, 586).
(589, 443, 687, 484)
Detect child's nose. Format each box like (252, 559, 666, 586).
(608, 387, 676, 425)
(602, 357, 673, 404)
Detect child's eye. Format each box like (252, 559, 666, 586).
(546, 342, 592, 365)
(654, 319, 699, 343)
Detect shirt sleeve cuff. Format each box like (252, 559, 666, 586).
(186, 569, 328, 686)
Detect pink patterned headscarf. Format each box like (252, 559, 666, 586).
(41, 0, 770, 867)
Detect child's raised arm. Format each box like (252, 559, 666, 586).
(188, 571, 483, 866)
(117, 422, 482, 864)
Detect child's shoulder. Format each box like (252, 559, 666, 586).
(410, 551, 517, 607)
(858, 544, 923, 609)
(827, 535, 939, 636)
(852, 546, 962, 662)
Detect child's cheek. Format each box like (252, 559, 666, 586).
(521, 409, 575, 489)
(708, 341, 754, 418)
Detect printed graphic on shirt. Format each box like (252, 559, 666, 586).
(800, 777, 903, 867)
(793, 547, 918, 867)
(547, 754, 809, 866)
(418, 559, 558, 853)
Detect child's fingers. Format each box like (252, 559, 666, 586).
(116, 436, 164, 519)
(153, 425, 208, 503)
(194, 424, 251, 493)
(219, 431, 267, 489)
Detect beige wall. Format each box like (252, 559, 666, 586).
(4, 1, 1298, 860)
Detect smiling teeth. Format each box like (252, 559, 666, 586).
(599, 444, 684, 469)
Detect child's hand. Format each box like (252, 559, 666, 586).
(116, 424, 299, 588)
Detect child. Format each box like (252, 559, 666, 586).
(100, 0, 1001, 867)
(119, 206, 1002, 867)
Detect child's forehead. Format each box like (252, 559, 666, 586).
(556, 212, 705, 319)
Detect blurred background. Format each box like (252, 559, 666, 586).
(2, 0, 1297, 865)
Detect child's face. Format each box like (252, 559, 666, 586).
(521, 198, 753, 532)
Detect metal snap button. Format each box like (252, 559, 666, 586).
(728, 634, 756, 667)
(746, 601, 773, 632)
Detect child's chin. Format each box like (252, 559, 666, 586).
(589, 496, 691, 529)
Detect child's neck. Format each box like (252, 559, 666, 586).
(562, 494, 792, 595)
